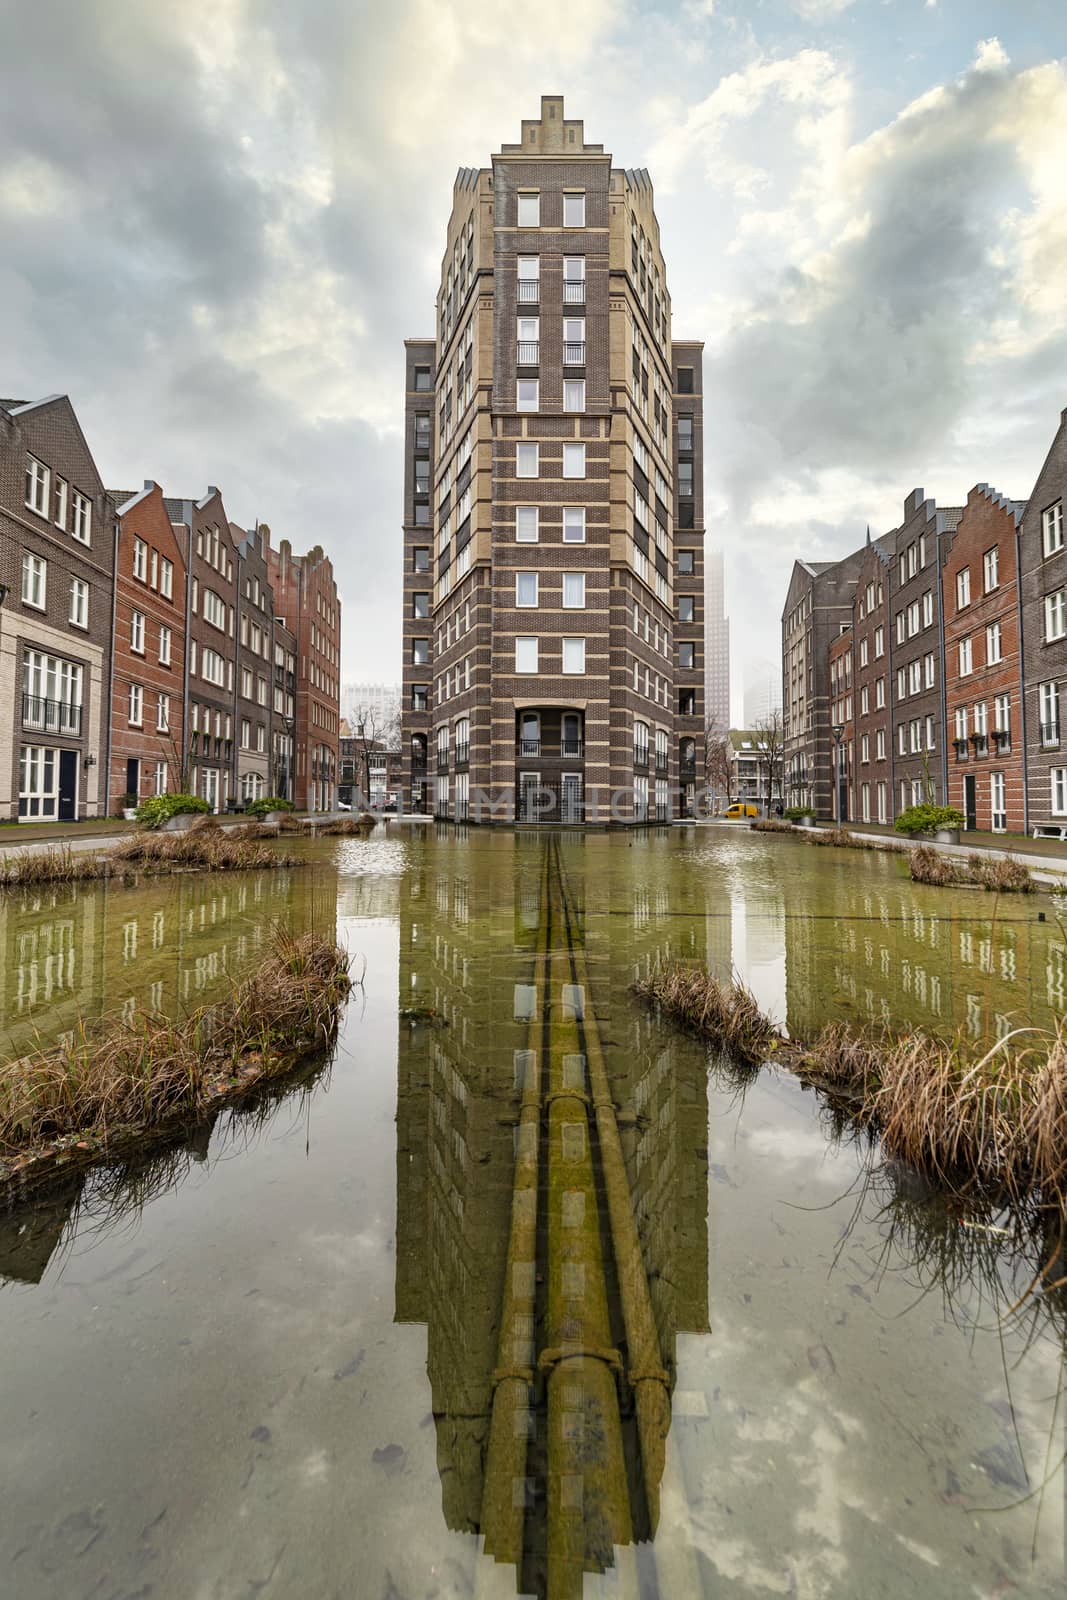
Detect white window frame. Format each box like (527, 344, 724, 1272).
(515, 636, 538, 673)
(21, 551, 47, 610)
(133, 537, 148, 581)
(72, 489, 91, 544)
(562, 443, 586, 479)
(157, 693, 170, 733)
(956, 568, 970, 609)
(517, 191, 540, 227)
(562, 637, 586, 674)
(25, 455, 49, 515)
(55, 477, 68, 529)
(69, 576, 89, 629)
(516, 506, 539, 543)
(160, 557, 173, 599)
(130, 609, 145, 654)
(986, 621, 1002, 664)
(563, 507, 586, 543)
(983, 547, 999, 592)
(516, 378, 539, 413)
(563, 573, 585, 609)
(563, 379, 585, 412)
(1052, 768, 1067, 817)
(1042, 502, 1064, 558)
(563, 191, 585, 227)
(129, 683, 144, 726)
(516, 572, 538, 608)
(159, 624, 172, 665)
(959, 637, 973, 675)
(1044, 588, 1066, 642)
(516, 443, 539, 479)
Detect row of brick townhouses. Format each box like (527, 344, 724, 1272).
(398, 97, 707, 825)
(782, 406, 1067, 836)
(0, 393, 340, 821)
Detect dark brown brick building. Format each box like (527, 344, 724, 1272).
(782, 551, 864, 817)
(1020, 409, 1067, 833)
(108, 481, 186, 810)
(165, 488, 239, 813)
(268, 538, 340, 812)
(0, 395, 115, 820)
(828, 624, 854, 823)
(399, 95, 705, 824)
(850, 534, 894, 825)
(233, 521, 275, 804)
(888, 490, 960, 815)
(943, 484, 1026, 833)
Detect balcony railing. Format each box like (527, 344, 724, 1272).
(411, 753, 427, 772)
(454, 742, 470, 767)
(561, 739, 584, 758)
(971, 733, 988, 755)
(517, 341, 540, 365)
(679, 759, 697, 781)
(633, 748, 649, 770)
(953, 738, 968, 760)
(437, 751, 450, 773)
(1040, 721, 1061, 746)
(654, 754, 669, 776)
(563, 281, 586, 304)
(519, 738, 541, 758)
(992, 729, 1011, 752)
(517, 279, 540, 303)
(563, 342, 586, 365)
(22, 694, 82, 736)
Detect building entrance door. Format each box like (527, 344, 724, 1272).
(203, 768, 220, 813)
(58, 750, 78, 821)
(963, 774, 977, 832)
(561, 774, 583, 824)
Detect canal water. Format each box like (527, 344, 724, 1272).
(0, 826, 1063, 1598)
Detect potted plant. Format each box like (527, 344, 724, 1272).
(135, 793, 213, 831)
(246, 795, 296, 823)
(121, 793, 139, 821)
(784, 805, 817, 829)
(894, 802, 966, 846)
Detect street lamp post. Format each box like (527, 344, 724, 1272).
(832, 724, 845, 824)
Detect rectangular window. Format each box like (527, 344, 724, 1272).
(563, 507, 586, 543)
(1042, 502, 1064, 558)
(517, 378, 539, 412)
(974, 701, 988, 735)
(563, 192, 585, 227)
(563, 379, 585, 411)
(1039, 682, 1060, 744)
(515, 637, 538, 673)
(678, 551, 694, 575)
(562, 443, 586, 478)
(129, 683, 143, 725)
(131, 609, 145, 653)
(922, 591, 933, 628)
(563, 573, 585, 608)
(1044, 589, 1066, 641)
(72, 490, 91, 544)
(516, 572, 538, 607)
(133, 538, 147, 581)
(876, 729, 886, 760)
(926, 715, 936, 750)
(201, 648, 225, 687)
(69, 576, 89, 628)
(413, 546, 430, 572)
(679, 641, 695, 669)
(516, 443, 539, 478)
(413, 593, 429, 619)
(875, 678, 886, 709)
(516, 506, 539, 543)
(908, 659, 921, 694)
(562, 637, 586, 674)
(412, 638, 429, 665)
(983, 547, 999, 591)
(678, 596, 694, 622)
(18, 746, 58, 819)
(25, 455, 49, 514)
(874, 626, 884, 657)
(158, 624, 172, 665)
(924, 652, 935, 689)
(956, 568, 971, 609)
(517, 191, 540, 227)
(160, 557, 173, 599)
(959, 637, 973, 675)
(994, 693, 1010, 733)
(21, 552, 47, 609)
(155, 760, 168, 796)
(1053, 769, 1067, 816)
(986, 621, 1003, 663)
(55, 477, 68, 529)
(859, 639, 868, 667)
(157, 693, 170, 733)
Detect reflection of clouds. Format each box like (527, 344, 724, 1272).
(743, 1121, 853, 1184)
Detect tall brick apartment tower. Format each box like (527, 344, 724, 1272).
(398, 96, 705, 824)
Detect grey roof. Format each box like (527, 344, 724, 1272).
(107, 489, 138, 507)
(163, 497, 188, 523)
(940, 506, 964, 530)
(0, 398, 27, 411)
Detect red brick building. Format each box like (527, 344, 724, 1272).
(108, 482, 186, 810)
(943, 484, 1026, 833)
(267, 537, 340, 812)
(850, 535, 894, 826)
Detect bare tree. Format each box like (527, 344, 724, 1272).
(703, 715, 733, 810)
(752, 708, 785, 807)
(351, 704, 400, 804)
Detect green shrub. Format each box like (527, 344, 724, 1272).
(135, 793, 212, 830)
(245, 796, 296, 820)
(895, 803, 965, 838)
(783, 805, 815, 821)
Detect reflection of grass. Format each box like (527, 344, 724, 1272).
(0, 929, 349, 1186)
(0, 826, 300, 888)
(635, 962, 1067, 1215)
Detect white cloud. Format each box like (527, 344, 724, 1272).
(974, 36, 1010, 73)
(788, 0, 855, 20)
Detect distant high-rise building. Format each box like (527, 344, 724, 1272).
(343, 681, 401, 740)
(704, 548, 730, 732)
(743, 659, 781, 728)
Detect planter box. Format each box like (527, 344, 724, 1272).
(794, 816, 817, 829)
(265, 810, 295, 825)
(122, 808, 138, 821)
(932, 828, 961, 846)
(162, 812, 206, 833)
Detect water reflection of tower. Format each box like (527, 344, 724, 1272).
(393, 829, 712, 1564)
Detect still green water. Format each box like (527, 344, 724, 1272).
(0, 826, 1063, 1598)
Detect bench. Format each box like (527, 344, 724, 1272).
(1032, 823, 1067, 841)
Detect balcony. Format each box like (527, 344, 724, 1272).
(563, 342, 586, 365)
(516, 341, 540, 365)
(437, 751, 450, 773)
(633, 748, 649, 771)
(561, 738, 584, 759)
(22, 694, 82, 737)
(455, 742, 470, 768)
(654, 753, 669, 776)
(517, 279, 540, 304)
(519, 738, 541, 758)
(679, 758, 697, 782)
(1040, 721, 1061, 747)
(563, 281, 586, 304)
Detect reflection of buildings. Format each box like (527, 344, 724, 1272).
(394, 829, 709, 1571)
(0, 865, 337, 1061)
(782, 857, 1061, 1041)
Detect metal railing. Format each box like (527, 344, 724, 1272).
(633, 748, 649, 770)
(563, 281, 586, 303)
(563, 342, 586, 365)
(561, 739, 584, 758)
(679, 759, 697, 781)
(437, 751, 450, 772)
(454, 742, 470, 766)
(1040, 721, 1061, 746)
(22, 694, 82, 736)
(516, 341, 540, 365)
(654, 754, 669, 775)
(517, 280, 539, 303)
(519, 738, 541, 757)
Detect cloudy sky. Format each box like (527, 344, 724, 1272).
(1, 0, 1064, 715)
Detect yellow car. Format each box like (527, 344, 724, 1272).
(723, 802, 759, 819)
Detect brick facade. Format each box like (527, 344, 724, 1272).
(268, 538, 340, 812)
(234, 522, 275, 804)
(1020, 409, 1067, 831)
(108, 482, 186, 810)
(850, 536, 894, 825)
(943, 485, 1026, 832)
(0, 396, 115, 820)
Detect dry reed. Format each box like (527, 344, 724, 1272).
(910, 845, 1036, 892)
(313, 815, 376, 837)
(0, 930, 350, 1162)
(0, 848, 106, 887)
(109, 830, 299, 871)
(634, 962, 1067, 1212)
